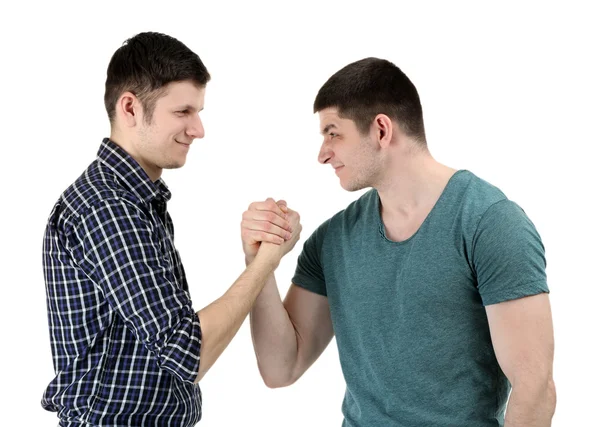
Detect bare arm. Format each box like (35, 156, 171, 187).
(194, 247, 277, 382)
(241, 198, 333, 387)
(250, 281, 333, 387)
(194, 205, 301, 383)
(486, 293, 556, 426)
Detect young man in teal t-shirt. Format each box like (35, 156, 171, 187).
(242, 58, 555, 426)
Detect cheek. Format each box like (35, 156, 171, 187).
(153, 114, 180, 133)
(157, 123, 181, 142)
(171, 119, 188, 136)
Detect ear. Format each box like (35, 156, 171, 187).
(116, 92, 140, 128)
(373, 114, 393, 148)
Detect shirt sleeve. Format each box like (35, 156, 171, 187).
(292, 219, 330, 296)
(472, 199, 549, 306)
(66, 198, 201, 383)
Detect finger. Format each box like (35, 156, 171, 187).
(276, 199, 288, 213)
(283, 209, 300, 228)
(247, 230, 285, 245)
(266, 197, 288, 216)
(242, 210, 292, 232)
(241, 219, 292, 240)
(246, 199, 287, 220)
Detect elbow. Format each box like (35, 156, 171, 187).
(155, 307, 203, 384)
(193, 368, 206, 384)
(546, 377, 557, 414)
(262, 376, 296, 389)
(511, 373, 557, 414)
(537, 377, 557, 421)
(258, 366, 297, 389)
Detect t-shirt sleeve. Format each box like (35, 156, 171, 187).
(291, 218, 331, 297)
(472, 199, 549, 306)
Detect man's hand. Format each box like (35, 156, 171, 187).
(257, 208, 302, 266)
(196, 200, 300, 382)
(241, 198, 297, 263)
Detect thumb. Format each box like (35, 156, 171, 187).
(276, 199, 288, 212)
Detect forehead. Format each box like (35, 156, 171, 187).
(318, 107, 341, 124)
(157, 81, 205, 109)
(318, 107, 356, 132)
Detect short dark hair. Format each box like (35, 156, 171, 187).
(314, 57, 426, 144)
(104, 32, 210, 124)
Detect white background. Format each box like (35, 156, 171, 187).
(1, 1, 598, 425)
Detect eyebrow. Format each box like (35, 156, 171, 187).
(176, 105, 204, 112)
(321, 124, 338, 135)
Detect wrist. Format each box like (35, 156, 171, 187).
(253, 246, 280, 271)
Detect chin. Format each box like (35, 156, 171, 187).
(345, 187, 365, 193)
(340, 180, 367, 192)
(163, 160, 186, 170)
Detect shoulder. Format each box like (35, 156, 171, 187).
(329, 188, 377, 229)
(56, 161, 143, 232)
(459, 171, 536, 231)
(459, 170, 508, 214)
(451, 170, 519, 235)
(301, 189, 376, 251)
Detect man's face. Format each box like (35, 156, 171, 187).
(318, 108, 382, 191)
(135, 80, 205, 179)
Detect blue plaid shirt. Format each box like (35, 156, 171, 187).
(42, 138, 202, 426)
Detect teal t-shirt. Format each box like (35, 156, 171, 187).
(292, 170, 549, 427)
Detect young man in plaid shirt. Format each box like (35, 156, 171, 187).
(41, 32, 301, 427)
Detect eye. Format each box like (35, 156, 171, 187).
(175, 110, 189, 116)
(329, 132, 338, 138)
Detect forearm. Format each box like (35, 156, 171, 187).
(194, 251, 278, 382)
(505, 379, 556, 427)
(249, 273, 299, 388)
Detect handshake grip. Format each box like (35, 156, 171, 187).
(241, 198, 302, 264)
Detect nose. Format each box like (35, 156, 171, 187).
(318, 139, 332, 165)
(186, 114, 205, 139)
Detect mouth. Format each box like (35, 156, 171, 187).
(176, 140, 191, 147)
(334, 165, 344, 174)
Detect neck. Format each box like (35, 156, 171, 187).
(374, 149, 457, 219)
(109, 130, 162, 182)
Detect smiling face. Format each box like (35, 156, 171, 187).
(318, 107, 383, 191)
(118, 80, 206, 181)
